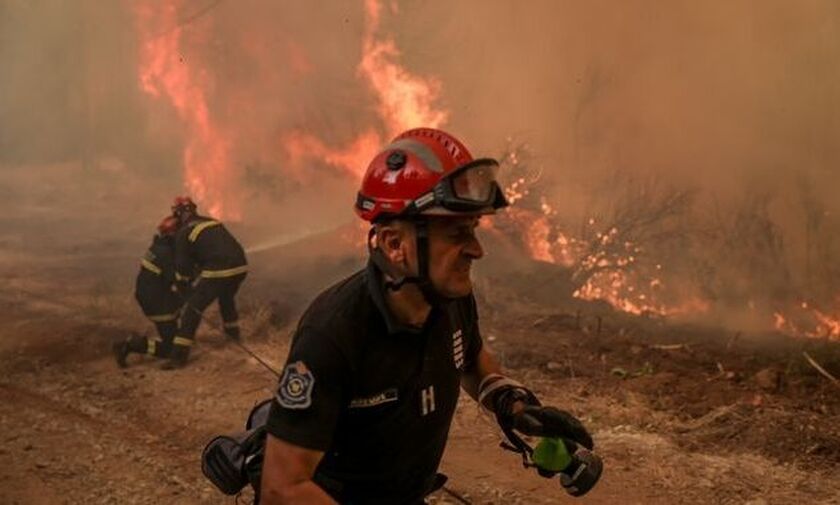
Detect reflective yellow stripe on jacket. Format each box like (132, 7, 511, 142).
(147, 312, 179, 323)
(147, 338, 161, 355)
(189, 220, 221, 242)
(141, 258, 162, 275)
(173, 336, 194, 347)
(200, 265, 248, 278)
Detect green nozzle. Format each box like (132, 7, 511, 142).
(532, 437, 573, 472)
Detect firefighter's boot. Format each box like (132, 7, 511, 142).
(113, 333, 147, 368)
(161, 340, 191, 370)
(113, 339, 130, 368)
(223, 321, 241, 341)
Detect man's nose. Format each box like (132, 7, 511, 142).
(462, 235, 484, 260)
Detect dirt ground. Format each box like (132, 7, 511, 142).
(1, 166, 839, 505)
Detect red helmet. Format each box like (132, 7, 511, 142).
(171, 196, 197, 216)
(157, 215, 179, 236)
(355, 128, 508, 222)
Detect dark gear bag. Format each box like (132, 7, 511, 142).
(202, 399, 272, 497)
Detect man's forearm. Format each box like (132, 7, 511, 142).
(260, 480, 337, 505)
(461, 347, 504, 402)
(260, 434, 335, 505)
(462, 348, 534, 417)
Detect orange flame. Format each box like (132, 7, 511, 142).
(282, 129, 382, 180)
(813, 309, 840, 339)
(358, 0, 448, 137)
(774, 303, 840, 341)
(501, 147, 838, 336)
(135, 1, 236, 219)
(281, 0, 448, 181)
(503, 159, 834, 331)
(499, 165, 709, 317)
(510, 209, 579, 268)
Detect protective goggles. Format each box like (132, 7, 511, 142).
(411, 159, 509, 215)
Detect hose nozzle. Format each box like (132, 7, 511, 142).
(532, 437, 603, 497)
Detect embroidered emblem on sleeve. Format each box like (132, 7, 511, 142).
(276, 361, 315, 409)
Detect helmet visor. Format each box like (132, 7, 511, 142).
(450, 161, 499, 204)
(401, 158, 508, 217)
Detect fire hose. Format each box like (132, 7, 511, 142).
(183, 304, 281, 377)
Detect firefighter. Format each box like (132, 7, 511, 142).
(164, 196, 248, 370)
(258, 128, 596, 504)
(113, 215, 183, 367)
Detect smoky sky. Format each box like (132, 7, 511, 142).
(2, 0, 839, 285)
(403, 1, 840, 200)
(3, 1, 838, 189)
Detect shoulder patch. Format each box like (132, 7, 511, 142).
(276, 361, 315, 410)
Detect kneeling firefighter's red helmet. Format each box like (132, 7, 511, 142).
(355, 128, 508, 222)
(171, 196, 197, 221)
(157, 215, 179, 236)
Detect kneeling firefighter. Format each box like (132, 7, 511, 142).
(164, 196, 248, 369)
(114, 215, 184, 367)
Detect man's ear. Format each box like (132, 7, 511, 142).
(376, 225, 406, 264)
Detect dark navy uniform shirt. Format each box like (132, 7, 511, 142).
(139, 233, 176, 283)
(136, 233, 177, 296)
(135, 233, 181, 317)
(266, 261, 484, 504)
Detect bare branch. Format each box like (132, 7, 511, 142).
(802, 351, 840, 390)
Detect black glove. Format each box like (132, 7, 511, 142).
(513, 405, 594, 451)
(488, 385, 542, 457)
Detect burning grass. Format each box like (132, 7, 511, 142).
(489, 140, 840, 342)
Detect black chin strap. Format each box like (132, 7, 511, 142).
(413, 221, 449, 306)
(367, 221, 448, 306)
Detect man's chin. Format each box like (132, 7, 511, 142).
(440, 282, 473, 299)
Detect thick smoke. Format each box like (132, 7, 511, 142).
(392, 0, 840, 331)
(2, 1, 839, 333)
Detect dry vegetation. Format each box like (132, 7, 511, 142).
(1, 162, 839, 504)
